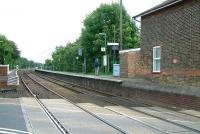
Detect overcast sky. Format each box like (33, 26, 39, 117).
(0, 0, 165, 63)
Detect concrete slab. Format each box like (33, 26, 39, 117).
(133, 106, 200, 131)
(181, 110, 200, 117)
(41, 99, 123, 134)
(20, 98, 62, 134)
(78, 103, 164, 134)
(0, 98, 29, 134)
(105, 106, 192, 133)
(144, 106, 200, 122)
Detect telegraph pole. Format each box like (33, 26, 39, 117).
(120, 0, 123, 50)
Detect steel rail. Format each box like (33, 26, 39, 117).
(26, 73, 130, 134)
(20, 74, 69, 134)
(34, 72, 200, 134)
(35, 72, 200, 119)
(31, 73, 172, 134)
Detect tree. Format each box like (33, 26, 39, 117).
(44, 59, 53, 70)
(45, 41, 82, 72)
(0, 35, 20, 66)
(80, 3, 140, 72)
(47, 3, 140, 73)
(0, 34, 42, 69)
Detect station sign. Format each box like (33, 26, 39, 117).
(78, 48, 83, 56)
(107, 43, 119, 46)
(101, 47, 105, 52)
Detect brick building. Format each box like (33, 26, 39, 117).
(120, 0, 200, 86)
(0, 65, 9, 88)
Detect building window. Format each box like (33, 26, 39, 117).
(153, 46, 161, 72)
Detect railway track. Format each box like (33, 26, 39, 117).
(31, 71, 200, 134)
(20, 72, 133, 134)
(34, 72, 200, 119)
(33, 72, 200, 113)
(24, 72, 170, 134)
(20, 73, 69, 134)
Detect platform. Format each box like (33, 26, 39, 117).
(35, 69, 200, 97)
(37, 69, 122, 83)
(35, 69, 200, 110)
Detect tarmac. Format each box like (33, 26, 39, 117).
(20, 98, 62, 134)
(0, 98, 28, 134)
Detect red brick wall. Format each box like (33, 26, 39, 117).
(120, 49, 151, 78)
(153, 69, 200, 87)
(0, 82, 7, 88)
(119, 0, 200, 87)
(0, 66, 8, 76)
(124, 87, 200, 110)
(120, 50, 200, 86)
(127, 51, 151, 77)
(120, 52, 128, 77)
(0, 66, 8, 88)
(138, 0, 200, 86)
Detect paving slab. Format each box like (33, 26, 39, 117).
(20, 98, 62, 134)
(41, 99, 123, 134)
(0, 98, 29, 134)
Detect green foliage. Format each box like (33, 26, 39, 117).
(0, 35, 20, 66)
(45, 41, 82, 72)
(0, 34, 42, 69)
(15, 57, 42, 69)
(80, 3, 140, 72)
(81, 3, 140, 50)
(44, 59, 53, 70)
(46, 3, 140, 73)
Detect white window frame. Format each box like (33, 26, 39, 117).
(153, 46, 161, 73)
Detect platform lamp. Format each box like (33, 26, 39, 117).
(99, 33, 107, 73)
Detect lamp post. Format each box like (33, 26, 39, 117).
(99, 33, 107, 73)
